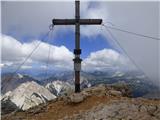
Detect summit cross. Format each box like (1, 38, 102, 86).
(52, 0, 102, 93)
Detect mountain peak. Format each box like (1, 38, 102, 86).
(1, 81, 56, 111)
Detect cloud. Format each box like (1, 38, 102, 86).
(80, 2, 108, 38)
(82, 1, 159, 85)
(82, 48, 135, 72)
(21, 65, 32, 70)
(1, 1, 107, 40)
(1, 34, 74, 70)
(2, 34, 134, 72)
(0, 64, 5, 68)
(1, 1, 75, 40)
(1, 35, 25, 62)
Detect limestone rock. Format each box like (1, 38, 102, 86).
(109, 90, 122, 96)
(70, 99, 160, 120)
(66, 93, 85, 103)
(82, 84, 107, 96)
(1, 81, 56, 111)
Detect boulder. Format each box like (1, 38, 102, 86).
(66, 93, 85, 103)
(109, 90, 122, 96)
(83, 84, 107, 96)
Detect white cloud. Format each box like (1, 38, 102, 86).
(1, 1, 107, 40)
(80, 2, 108, 38)
(82, 48, 135, 72)
(21, 65, 32, 70)
(1, 34, 74, 70)
(0, 64, 4, 68)
(1, 34, 135, 72)
(1, 35, 24, 62)
(81, 2, 159, 85)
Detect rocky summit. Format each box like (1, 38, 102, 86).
(2, 84, 160, 120)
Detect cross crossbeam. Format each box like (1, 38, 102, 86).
(52, 1, 102, 93)
(52, 19, 102, 25)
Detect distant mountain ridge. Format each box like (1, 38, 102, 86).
(2, 70, 159, 97)
(1, 73, 39, 94)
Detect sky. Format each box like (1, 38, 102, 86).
(1, 1, 159, 85)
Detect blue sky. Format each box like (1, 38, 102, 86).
(46, 29, 113, 59)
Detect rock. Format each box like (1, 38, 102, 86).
(81, 91, 91, 97)
(70, 99, 160, 120)
(66, 93, 85, 103)
(1, 98, 19, 115)
(139, 105, 148, 112)
(1, 81, 56, 111)
(147, 105, 158, 114)
(109, 82, 132, 97)
(83, 84, 107, 96)
(109, 90, 122, 96)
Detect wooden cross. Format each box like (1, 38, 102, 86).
(52, 0, 102, 93)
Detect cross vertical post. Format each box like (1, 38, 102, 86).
(52, 0, 102, 93)
(74, 0, 81, 92)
